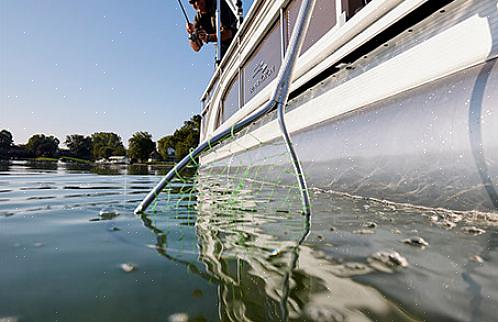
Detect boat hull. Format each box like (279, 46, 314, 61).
(199, 0, 498, 213)
(201, 57, 498, 213)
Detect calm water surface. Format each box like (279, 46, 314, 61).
(0, 160, 497, 322)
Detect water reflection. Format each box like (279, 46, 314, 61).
(2, 161, 496, 321)
(197, 178, 420, 322)
(90, 165, 124, 176)
(141, 176, 420, 322)
(0, 160, 11, 173)
(25, 160, 58, 171)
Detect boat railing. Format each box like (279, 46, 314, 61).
(200, 0, 378, 139)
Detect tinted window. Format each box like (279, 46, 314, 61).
(242, 20, 282, 104)
(222, 75, 240, 123)
(286, 0, 337, 54)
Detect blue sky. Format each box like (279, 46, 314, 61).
(0, 0, 253, 146)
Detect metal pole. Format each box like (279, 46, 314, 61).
(176, 0, 191, 24)
(216, 0, 222, 63)
(236, 0, 244, 28)
(276, 0, 316, 215)
(135, 0, 316, 215)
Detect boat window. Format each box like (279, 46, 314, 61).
(286, 0, 337, 54)
(222, 75, 240, 123)
(242, 20, 282, 104)
(201, 107, 211, 138)
(207, 76, 220, 106)
(341, 0, 371, 20)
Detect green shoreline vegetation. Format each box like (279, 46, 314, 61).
(0, 115, 200, 165)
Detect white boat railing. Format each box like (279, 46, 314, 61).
(200, 0, 396, 141)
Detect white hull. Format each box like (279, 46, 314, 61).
(199, 0, 498, 212)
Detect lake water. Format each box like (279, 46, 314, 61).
(1, 160, 497, 322)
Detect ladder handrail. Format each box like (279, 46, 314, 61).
(135, 0, 316, 214)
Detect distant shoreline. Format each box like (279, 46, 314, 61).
(2, 157, 176, 167)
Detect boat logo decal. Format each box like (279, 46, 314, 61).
(250, 60, 276, 95)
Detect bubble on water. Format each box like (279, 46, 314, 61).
(363, 221, 377, 229)
(402, 236, 429, 249)
(120, 263, 136, 273)
(368, 250, 408, 273)
(462, 226, 486, 235)
(99, 208, 120, 220)
(168, 313, 188, 322)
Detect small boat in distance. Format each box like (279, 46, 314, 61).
(197, 0, 498, 214)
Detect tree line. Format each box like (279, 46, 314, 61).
(0, 115, 200, 164)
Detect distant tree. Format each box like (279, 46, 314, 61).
(172, 115, 201, 159)
(128, 131, 155, 163)
(157, 135, 177, 160)
(26, 134, 60, 157)
(99, 146, 114, 159)
(65, 134, 93, 160)
(0, 130, 13, 148)
(90, 132, 126, 159)
(156, 115, 201, 161)
(0, 148, 7, 159)
(0, 130, 14, 159)
(8, 145, 32, 159)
